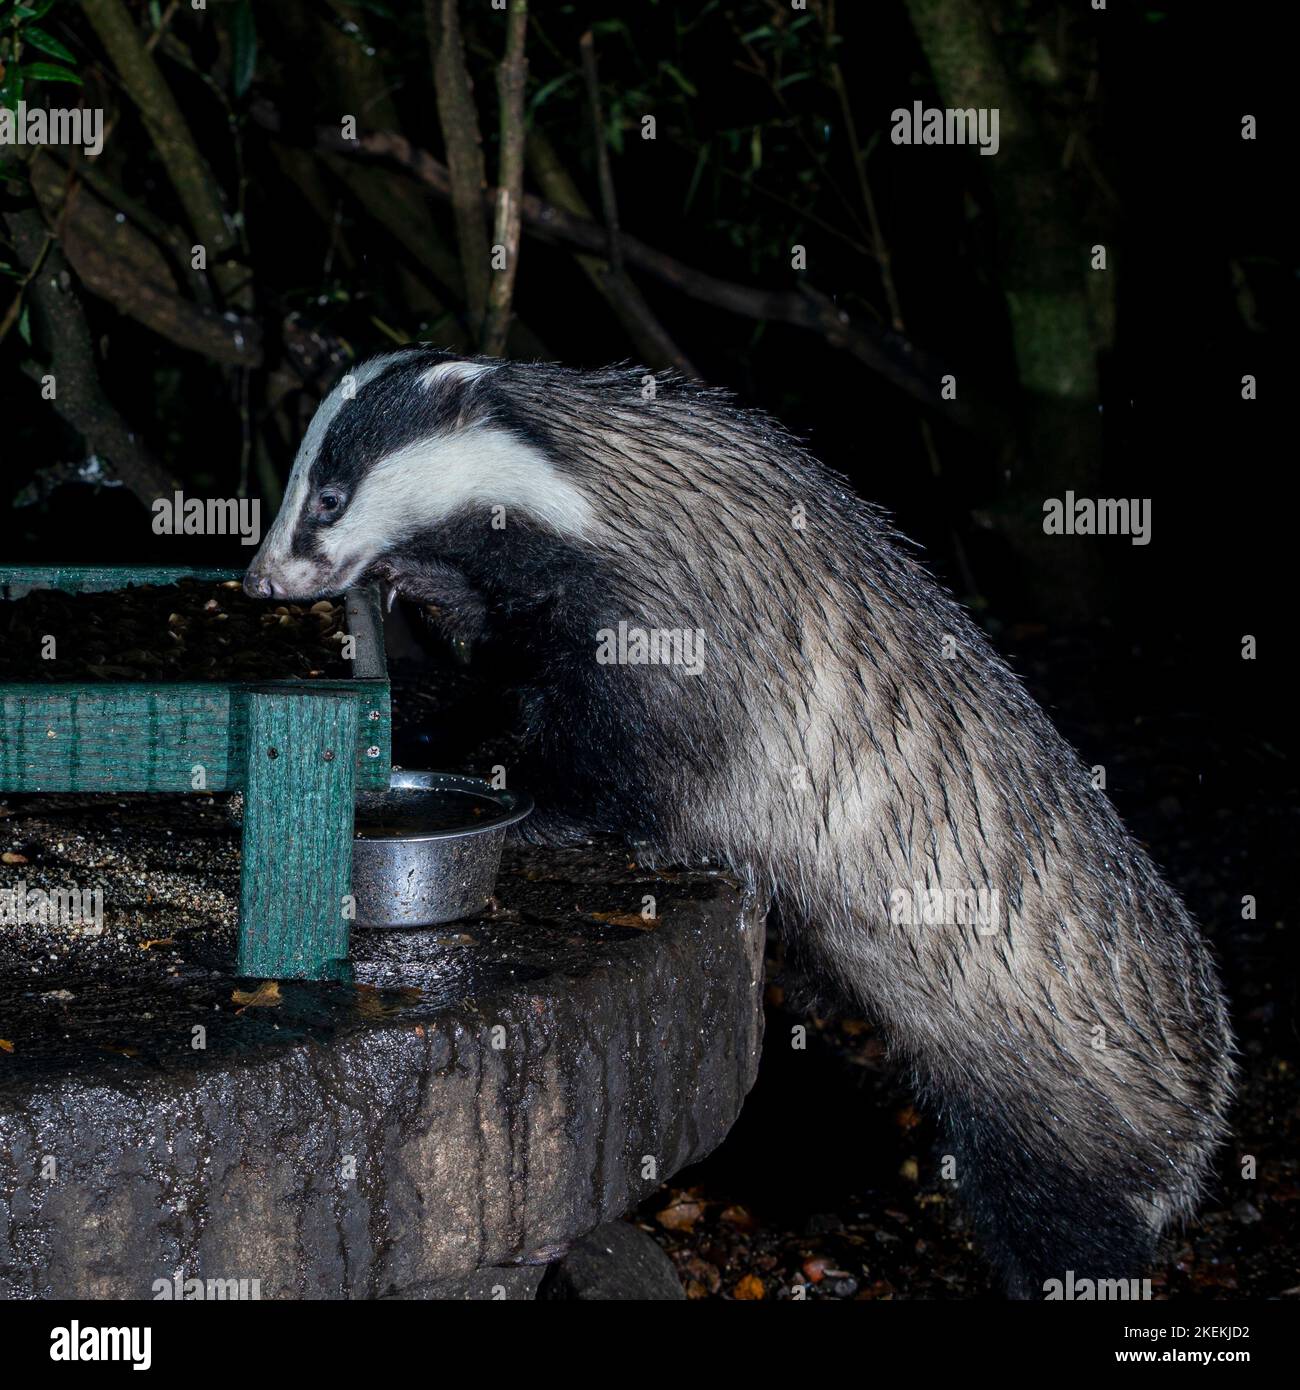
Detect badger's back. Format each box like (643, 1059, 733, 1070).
(483, 364, 1233, 1293)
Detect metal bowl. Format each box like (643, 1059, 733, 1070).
(351, 771, 533, 928)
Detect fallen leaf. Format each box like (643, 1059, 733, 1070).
(733, 1274, 766, 1300)
(354, 984, 423, 1019)
(802, 1256, 830, 1283)
(232, 980, 282, 1012)
(681, 1256, 721, 1294)
(858, 1279, 896, 1300)
(720, 1204, 755, 1230)
(140, 938, 176, 950)
(2, 852, 28, 865)
(0, 1040, 13, 1053)
(656, 1195, 705, 1232)
(588, 910, 656, 930)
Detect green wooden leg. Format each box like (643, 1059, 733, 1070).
(238, 690, 358, 980)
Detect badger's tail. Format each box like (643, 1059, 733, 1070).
(793, 865, 1235, 1299)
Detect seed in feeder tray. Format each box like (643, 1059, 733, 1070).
(0, 579, 353, 682)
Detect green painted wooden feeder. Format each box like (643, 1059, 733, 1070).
(0, 566, 390, 981)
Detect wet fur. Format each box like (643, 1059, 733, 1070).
(251, 351, 1235, 1297)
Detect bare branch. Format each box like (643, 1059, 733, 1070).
(578, 29, 622, 273)
(481, 0, 529, 358)
(31, 157, 261, 367)
(526, 128, 695, 376)
(81, 0, 248, 307)
(425, 0, 491, 332)
(4, 209, 176, 507)
(250, 103, 1008, 437)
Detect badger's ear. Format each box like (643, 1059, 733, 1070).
(417, 358, 497, 390)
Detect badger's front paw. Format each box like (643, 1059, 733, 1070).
(370, 558, 491, 653)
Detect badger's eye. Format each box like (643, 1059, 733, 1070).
(314, 488, 345, 519)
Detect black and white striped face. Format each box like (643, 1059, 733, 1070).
(244, 352, 593, 601)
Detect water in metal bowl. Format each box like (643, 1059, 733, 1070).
(351, 771, 533, 928)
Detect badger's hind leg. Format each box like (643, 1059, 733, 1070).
(821, 897, 1232, 1298)
(937, 1087, 1165, 1298)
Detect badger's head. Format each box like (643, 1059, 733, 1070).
(244, 350, 595, 603)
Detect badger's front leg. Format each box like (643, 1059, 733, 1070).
(371, 557, 491, 651)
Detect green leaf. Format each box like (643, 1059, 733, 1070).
(659, 61, 696, 97)
(17, 302, 30, 346)
(24, 26, 75, 62)
(528, 70, 577, 114)
(230, 0, 257, 99)
(682, 143, 708, 216)
(19, 61, 82, 85)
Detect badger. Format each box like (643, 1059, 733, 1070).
(246, 349, 1234, 1297)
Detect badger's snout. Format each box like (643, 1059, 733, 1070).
(242, 557, 333, 602)
(243, 570, 279, 600)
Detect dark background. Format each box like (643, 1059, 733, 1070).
(1, 0, 1294, 1296)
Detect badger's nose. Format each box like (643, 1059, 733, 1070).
(244, 572, 277, 600)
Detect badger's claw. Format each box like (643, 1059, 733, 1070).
(365, 560, 401, 614)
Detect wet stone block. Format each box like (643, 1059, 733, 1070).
(0, 798, 766, 1300)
